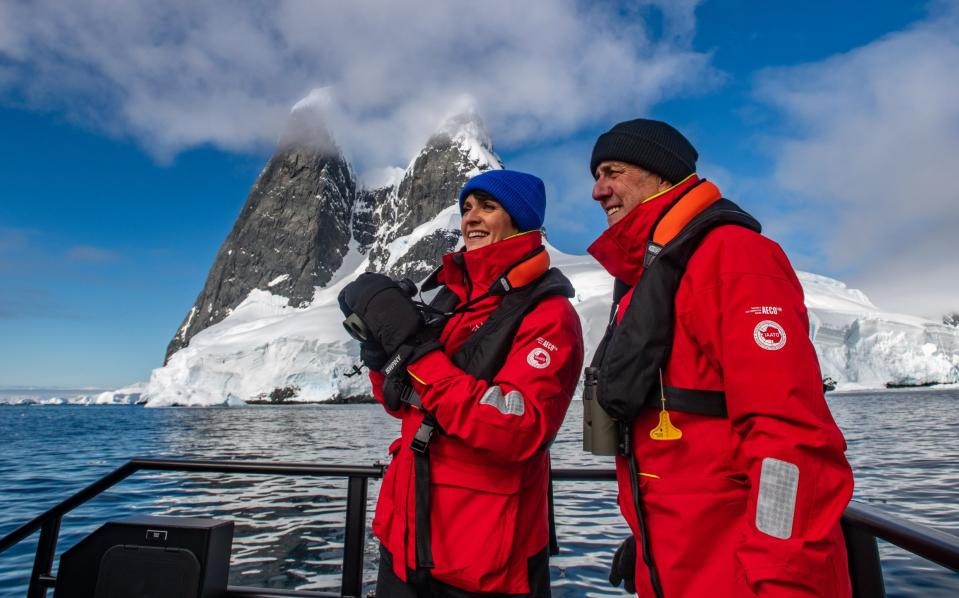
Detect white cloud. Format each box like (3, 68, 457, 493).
(755, 7, 959, 317)
(0, 0, 717, 174)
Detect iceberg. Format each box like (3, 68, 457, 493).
(800, 273, 959, 389)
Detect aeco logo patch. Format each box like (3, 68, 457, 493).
(746, 306, 783, 316)
(527, 347, 551, 369)
(753, 320, 787, 351)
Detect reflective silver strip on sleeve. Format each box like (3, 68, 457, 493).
(479, 386, 525, 416)
(756, 457, 799, 539)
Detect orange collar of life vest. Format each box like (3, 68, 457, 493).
(652, 180, 722, 246)
(643, 180, 722, 267)
(488, 245, 550, 296)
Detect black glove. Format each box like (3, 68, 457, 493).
(338, 273, 424, 355)
(379, 337, 444, 411)
(360, 342, 389, 372)
(381, 373, 410, 411)
(609, 536, 637, 594)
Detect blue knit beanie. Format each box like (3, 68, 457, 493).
(458, 169, 546, 232)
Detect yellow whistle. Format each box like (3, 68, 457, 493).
(649, 410, 683, 441)
(649, 369, 683, 441)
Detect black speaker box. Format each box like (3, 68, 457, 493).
(54, 515, 233, 598)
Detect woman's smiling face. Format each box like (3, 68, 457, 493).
(461, 192, 519, 251)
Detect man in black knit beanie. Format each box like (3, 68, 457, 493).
(586, 118, 854, 597)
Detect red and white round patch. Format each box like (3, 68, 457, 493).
(527, 347, 551, 369)
(753, 320, 787, 350)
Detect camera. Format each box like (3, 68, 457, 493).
(341, 277, 419, 343)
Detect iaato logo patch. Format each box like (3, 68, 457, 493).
(753, 320, 787, 350)
(527, 347, 551, 369)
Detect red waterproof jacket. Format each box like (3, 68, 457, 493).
(370, 231, 584, 593)
(588, 176, 854, 597)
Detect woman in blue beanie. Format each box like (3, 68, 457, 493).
(341, 169, 584, 596)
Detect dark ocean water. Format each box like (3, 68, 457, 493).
(1, 389, 957, 596)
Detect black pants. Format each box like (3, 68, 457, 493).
(375, 544, 551, 597)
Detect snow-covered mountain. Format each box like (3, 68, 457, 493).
(137, 240, 959, 406)
(165, 98, 355, 362)
(50, 96, 959, 407)
(142, 102, 505, 406)
(364, 109, 500, 282)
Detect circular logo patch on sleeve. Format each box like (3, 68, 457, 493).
(753, 320, 787, 350)
(527, 347, 551, 369)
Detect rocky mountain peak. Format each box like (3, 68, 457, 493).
(167, 106, 501, 363)
(364, 111, 502, 280)
(281, 90, 342, 155)
(165, 106, 355, 363)
(434, 107, 494, 154)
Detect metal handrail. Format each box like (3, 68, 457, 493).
(842, 501, 959, 570)
(2, 459, 958, 598)
(1, 458, 385, 598)
(0, 459, 385, 555)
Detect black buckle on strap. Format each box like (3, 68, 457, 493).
(410, 422, 435, 454)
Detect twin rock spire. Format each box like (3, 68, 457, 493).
(165, 108, 501, 362)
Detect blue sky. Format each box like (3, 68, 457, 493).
(1, 1, 957, 388)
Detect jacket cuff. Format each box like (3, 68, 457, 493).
(406, 349, 455, 396)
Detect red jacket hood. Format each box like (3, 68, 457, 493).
(587, 175, 700, 285)
(438, 231, 544, 301)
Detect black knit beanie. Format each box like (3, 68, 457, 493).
(590, 118, 698, 183)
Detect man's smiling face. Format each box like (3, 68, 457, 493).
(592, 161, 671, 227)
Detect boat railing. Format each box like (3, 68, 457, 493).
(1, 458, 958, 597)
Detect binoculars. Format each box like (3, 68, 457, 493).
(582, 367, 620, 456)
(342, 277, 419, 343)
